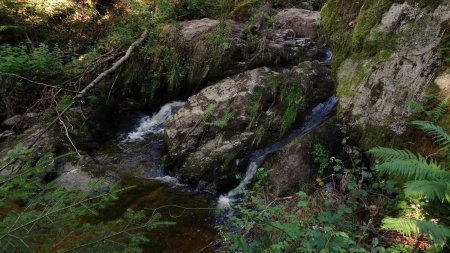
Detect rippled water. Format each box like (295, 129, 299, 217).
(91, 102, 218, 253)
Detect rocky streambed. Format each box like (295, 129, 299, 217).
(0, 7, 342, 253)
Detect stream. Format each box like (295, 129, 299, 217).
(91, 95, 337, 252)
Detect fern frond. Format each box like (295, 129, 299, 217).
(429, 97, 449, 122)
(412, 121, 450, 150)
(375, 158, 449, 181)
(382, 217, 450, 245)
(367, 147, 418, 163)
(404, 180, 450, 202)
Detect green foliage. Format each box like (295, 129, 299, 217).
(412, 120, 450, 150)
(280, 91, 303, 136)
(204, 110, 235, 129)
(0, 43, 63, 75)
(223, 153, 237, 167)
(312, 144, 331, 175)
(429, 98, 450, 122)
(369, 120, 450, 249)
(437, 41, 450, 63)
(0, 146, 174, 252)
(201, 105, 216, 123)
(382, 218, 450, 246)
(220, 168, 395, 252)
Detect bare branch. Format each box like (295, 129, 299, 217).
(0, 72, 80, 93)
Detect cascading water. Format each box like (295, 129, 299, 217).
(116, 101, 185, 185)
(124, 101, 185, 142)
(218, 96, 338, 209)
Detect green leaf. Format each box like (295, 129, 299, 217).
(382, 217, 450, 246)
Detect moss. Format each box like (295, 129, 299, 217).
(223, 152, 237, 167)
(336, 60, 367, 100)
(350, 0, 393, 52)
(321, 0, 397, 74)
(246, 89, 264, 129)
(186, 21, 233, 85)
(351, 123, 408, 150)
(407, 0, 444, 9)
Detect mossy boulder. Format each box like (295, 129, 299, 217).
(164, 61, 334, 192)
(321, 0, 450, 150)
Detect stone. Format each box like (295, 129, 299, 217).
(262, 117, 340, 196)
(333, 2, 450, 148)
(2, 114, 23, 127)
(180, 18, 220, 41)
(274, 8, 320, 39)
(165, 61, 335, 192)
(56, 162, 118, 195)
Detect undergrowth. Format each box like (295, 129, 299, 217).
(0, 145, 173, 252)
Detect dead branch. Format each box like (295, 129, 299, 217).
(0, 72, 80, 93)
(0, 29, 148, 172)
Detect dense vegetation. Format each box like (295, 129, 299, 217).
(0, 0, 449, 252)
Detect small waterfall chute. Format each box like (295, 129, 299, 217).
(123, 101, 185, 142)
(218, 96, 338, 209)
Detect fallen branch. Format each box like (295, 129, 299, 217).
(32, 29, 148, 148)
(0, 72, 79, 93)
(1, 29, 149, 172)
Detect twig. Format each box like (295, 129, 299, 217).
(57, 112, 81, 157)
(0, 72, 80, 93)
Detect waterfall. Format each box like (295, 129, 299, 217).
(218, 96, 338, 209)
(123, 101, 185, 142)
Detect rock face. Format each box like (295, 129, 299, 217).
(262, 117, 340, 196)
(322, 1, 450, 148)
(179, 9, 326, 86)
(274, 8, 320, 39)
(180, 18, 220, 41)
(165, 61, 334, 192)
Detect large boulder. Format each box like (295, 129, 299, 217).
(262, 117, 340, 196)
(322, 1, 450, 149)
(180, 18, 221, 41)
(274, 8, 320, 39)
(165, 61, 334, 192)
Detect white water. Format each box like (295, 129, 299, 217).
(124, 101, 185, 142)
(218, 96, 338, 209)
(120, 101, 186, 186)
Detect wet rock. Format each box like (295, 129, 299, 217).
(56, 161, 118, 195)
(262, 117, 340, 196)
(180, 132, 254, 192)
(274, 8, 320, 39)
(165, 61, 334, 192)
(165, 67, 276, 161)
(2, 114, 24, 127)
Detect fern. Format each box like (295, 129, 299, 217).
(375, 158, 449, 181)
(367, 147, 418, 163)
(412, 121, 450, 150)
(404, 180, 450, 203)
(382, 218, 450, 245)
(428, 98, 449, 122)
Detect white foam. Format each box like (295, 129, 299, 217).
(124, 101, 185, 142)
(218, 195, 233, 209)
(153, 175, 181, 185)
